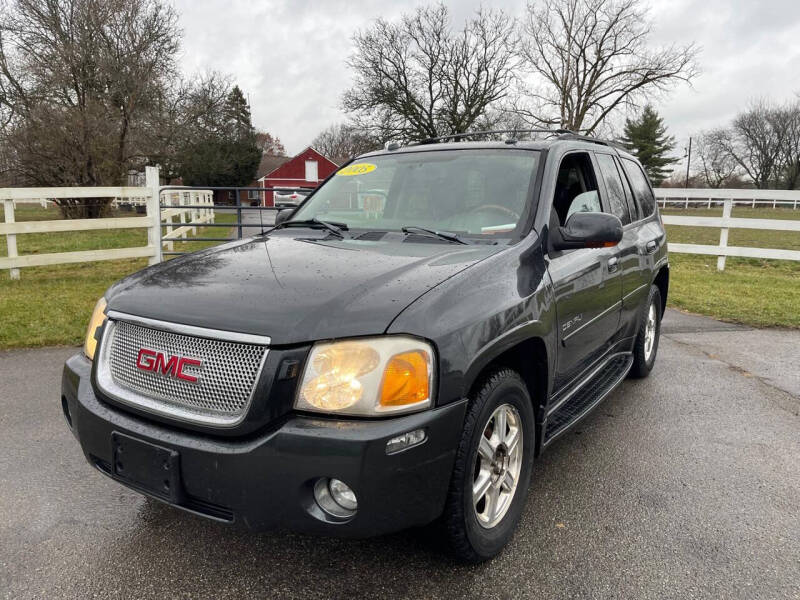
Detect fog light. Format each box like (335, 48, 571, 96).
(313, 477, 358, 519)
(385, 428, 427, 454)
(329, 479, 357, 511)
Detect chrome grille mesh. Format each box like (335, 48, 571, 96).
(103, 320, 267, 423)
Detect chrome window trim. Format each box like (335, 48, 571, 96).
(96, 314, 270, 428)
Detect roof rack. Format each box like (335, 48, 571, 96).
(405, 128, 625, 150)
(413, 129, 576, 145)
(557, 132, 627, 150)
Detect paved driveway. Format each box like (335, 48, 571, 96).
(1, 310, 798, 599)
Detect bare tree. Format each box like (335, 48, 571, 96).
(693, 129, 739, 188)
(517, 0, 698, 133)
(0, 0, 179, 216)
(776, 100, 800, 189)
(342, 4, 517, 141)
(312, 123, 380, 165)
(715, 100, 791, 190)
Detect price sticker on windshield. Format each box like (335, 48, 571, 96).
(337, 163, 376, 176)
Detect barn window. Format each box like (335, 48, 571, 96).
(305, 160, 318, 182)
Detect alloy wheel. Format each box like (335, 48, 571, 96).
(472, 403, 523, 529)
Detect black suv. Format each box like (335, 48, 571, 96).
(62, 132, 668, 562)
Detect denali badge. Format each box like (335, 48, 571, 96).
(135, 348, 202, 383)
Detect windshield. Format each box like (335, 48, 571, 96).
(291, 149, 540, 239)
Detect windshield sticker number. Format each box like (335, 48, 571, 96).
(338, 163, 376, 176)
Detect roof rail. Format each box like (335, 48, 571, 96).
(412, 128, 577, 145)
(406, 128, 626, 150)
(557, 132, 627, 150)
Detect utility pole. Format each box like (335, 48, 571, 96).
(684, 137, 692, 188)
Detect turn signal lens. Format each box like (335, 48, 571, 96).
(380, 350, 430, 407)
(83, 297, 107, 360)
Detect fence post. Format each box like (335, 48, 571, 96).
(145, 166, 162, 265)
(178, 192, 187, 242)
(236, 188, 243, 240)
(3, 199, 20, 280)
(190, 191, 198, 235)
(164, 192, 174, 253)
(717, 198, 732, 272)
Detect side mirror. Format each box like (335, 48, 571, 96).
(551, 212, 623, 251)
(274, 208, 294, 226)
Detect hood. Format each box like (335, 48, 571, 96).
(105, 232, 500, 345)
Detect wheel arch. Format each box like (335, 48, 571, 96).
(653, 264, 669, 315)
(465, 335, 550, 440)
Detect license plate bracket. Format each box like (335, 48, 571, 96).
(111, 432, 182, 503)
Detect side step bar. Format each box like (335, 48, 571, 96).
(543, 353, 633, 446)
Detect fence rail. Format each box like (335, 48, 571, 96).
(655, 187, 800, 209)
(657, 190, 800, 270)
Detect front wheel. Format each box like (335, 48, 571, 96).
(442, 368, 535, 563)
(629, 285, 662, 378)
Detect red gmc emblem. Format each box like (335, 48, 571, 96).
(135, 348, 202, 383)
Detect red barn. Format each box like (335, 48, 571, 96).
(259, 147, 339, 206)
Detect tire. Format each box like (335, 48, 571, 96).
(629, 285, 662, 379)
(443, 368, 535, 563)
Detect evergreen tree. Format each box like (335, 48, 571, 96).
(224, 86, 254, 139)
(619, 105, 678, 185)
(178, 85, 261, 187)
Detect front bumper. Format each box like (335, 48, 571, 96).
(61, 354, 467, 537)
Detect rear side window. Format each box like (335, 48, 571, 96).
(620, 158, 656, 218)
(595, 153, 631, 225)
(614, 156, 639, 221)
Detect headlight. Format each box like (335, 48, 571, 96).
(83, 297, 107, 360)
(295, 336, 434, 416)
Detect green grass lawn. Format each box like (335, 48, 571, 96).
(0, 204, 798, 350)
(1, 205, 236, 349)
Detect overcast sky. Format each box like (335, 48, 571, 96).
(174, 0, 800, 165)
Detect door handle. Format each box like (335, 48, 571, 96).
(645, 240, 658, 254)
(607, 257, 619, 273)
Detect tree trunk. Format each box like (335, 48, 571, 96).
(56, 198, 114, 219)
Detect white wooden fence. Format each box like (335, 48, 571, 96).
(160, 190, 215, 252)
(2, 182, 799, 278)
(0, 167, 214, 280)
(655, 187, 800, 210)
(655, 188, 800, 271)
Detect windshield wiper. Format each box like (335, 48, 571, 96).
(401, 226, 468, 245)
(271, 218, 348, 239)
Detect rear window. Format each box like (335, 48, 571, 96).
(620, 158, 656, 218)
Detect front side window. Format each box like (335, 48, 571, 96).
(552, 152, 601, 226)
(292, 150, 540, 239)
(620, 158, 656, 218)
(596, 153, 632, 225)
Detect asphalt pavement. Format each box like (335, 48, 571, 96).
(1, 310, 798, 599)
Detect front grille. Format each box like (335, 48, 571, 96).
(96, 317, 269, 427)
